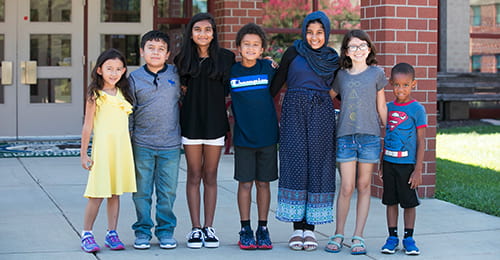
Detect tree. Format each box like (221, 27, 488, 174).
(262, 0, 360, 60)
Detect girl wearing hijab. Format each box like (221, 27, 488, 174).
(270, 11, 339, 251)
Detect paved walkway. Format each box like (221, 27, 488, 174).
(1, 156, 499, 259)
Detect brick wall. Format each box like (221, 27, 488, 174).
(361, 0, 438, 198)
(214, 0, 263, 51)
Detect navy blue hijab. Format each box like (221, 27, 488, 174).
(293, 11, 339, 82)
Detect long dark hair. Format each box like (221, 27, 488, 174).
(339, 29, 378, 69)
(87, 48, 133, 104)
(175, 13, 222, 80)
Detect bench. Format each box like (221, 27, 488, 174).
(437, 73, 500, 120)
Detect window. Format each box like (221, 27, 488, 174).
(497, 4, 500, 25)
(471, 5, 481, 26)
(471, 55, 481, 72)
(496, 54, 500, 72)
(155, 0, 209, 60)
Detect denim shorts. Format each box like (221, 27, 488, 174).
(337, 134, 381, 163)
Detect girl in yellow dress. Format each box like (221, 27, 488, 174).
(79, 48, 136, 253)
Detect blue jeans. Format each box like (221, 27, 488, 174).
(132, 145, 181, 239)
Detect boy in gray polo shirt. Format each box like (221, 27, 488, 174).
(129, 30, 182, 250)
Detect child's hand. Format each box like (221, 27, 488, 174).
(263, 56, 279, 69)
(377, 162, 384, 181)
(408, 170, 422, 189)
(81, 154, 93, 170)
(181, 85, 187, 95)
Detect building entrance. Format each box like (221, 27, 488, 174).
(0, 0, 152, 139)
(0, 0, 84, 139)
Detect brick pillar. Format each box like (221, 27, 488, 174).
(361, 0, 438, 198)
(214, 0, 263, 51)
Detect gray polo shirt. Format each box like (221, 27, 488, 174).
(129, 64, 181, 150)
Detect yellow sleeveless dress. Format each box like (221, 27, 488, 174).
(84, 89, 136, 198)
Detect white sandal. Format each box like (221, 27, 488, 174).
(303, 230, 318, 251)
(288, 230, 304, 250)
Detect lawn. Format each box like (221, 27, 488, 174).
(436, 124, 500, 217)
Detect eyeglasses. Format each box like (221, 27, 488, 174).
(347, 43, 369, 52)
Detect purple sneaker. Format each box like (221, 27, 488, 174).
(81, 232, 100, 253)
(104, 230, 125, 250)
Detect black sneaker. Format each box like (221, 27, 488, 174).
(186, 228, 203, 249)
(202, 227, 220, 248)
(256, 226, 273, 249)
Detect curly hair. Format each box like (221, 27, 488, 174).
(391, 62, 415, 80)
(235, 23, 267, 49)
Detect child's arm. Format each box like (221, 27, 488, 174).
(378, 137, 384, 179)
(329, 89, 338, 101)
(80, 97, 96, 170)
(376, 88, 387, 127)
(409, 127, 426, 189)
(269, 47, 297, 97)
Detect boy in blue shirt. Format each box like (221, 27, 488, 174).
(229, 23, 279, 250)
(129, 30, 182, 250)
(379, 63, 427, 255)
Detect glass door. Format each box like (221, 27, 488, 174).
(0, 0, 84, 138)
(87, 0, 153, 75)
(0, 0, 17, 137)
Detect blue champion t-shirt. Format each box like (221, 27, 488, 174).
(229, 59, 278, 148)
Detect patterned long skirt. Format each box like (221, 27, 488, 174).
(276, 89, 337, 225)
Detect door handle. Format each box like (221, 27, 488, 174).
(1, 61, 13, 85)
(21, 61, 37, 84)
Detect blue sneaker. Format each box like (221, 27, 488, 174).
(81, 232, 100, 253)
(403, 237, 420, 255)
(256, 226, 272, 249)
(104, 230, 125, 250)
(133, 234, 151, 249)
(238, 226, 256, 250)
(159, 236, 177, 249)
(381, 236, 399, 254)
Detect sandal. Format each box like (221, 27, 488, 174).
(350, 236, 367, 255)
(325, 234, 344, 253)
(288, 230, 304, 251)
(302, 230, 318, 251)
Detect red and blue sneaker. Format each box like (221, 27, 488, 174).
(256, 226, 273, 249)
(238, 226, 257, 250)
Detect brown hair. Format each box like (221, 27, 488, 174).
(339, 29, 378, 69)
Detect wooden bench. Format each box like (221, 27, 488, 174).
(437, 73, 500, 120)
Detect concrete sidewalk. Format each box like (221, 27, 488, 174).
(1, 156, 499, 259)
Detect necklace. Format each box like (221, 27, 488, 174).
(199, 57, 208, 65)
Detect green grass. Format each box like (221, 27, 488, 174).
(436, 125, 500, 216)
